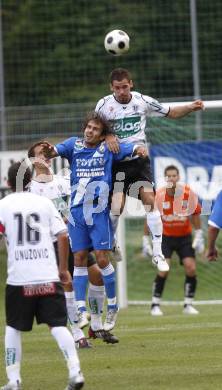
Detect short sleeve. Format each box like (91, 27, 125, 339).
(55, 137, 76, 162)
(142, 95, 170, 117)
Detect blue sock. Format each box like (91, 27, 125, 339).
(101, 264, 117, 309)
(73, 266, 88, 312)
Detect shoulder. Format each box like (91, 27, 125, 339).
(132, 91, 153, 104)
(54, 174, 70, 188)
(95, 95, 113, 110)
(0, 193, 13, 208)
(183, 184, 196, 197)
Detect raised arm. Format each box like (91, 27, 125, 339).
(168, 100, 205, 119)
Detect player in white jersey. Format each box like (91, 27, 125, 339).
(0, 161, 84, 390)
(28, 141, 118, 344)
(95, 68, 205, 273)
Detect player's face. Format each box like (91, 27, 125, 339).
(165, 169, 179, 188)
(84, 120, 104, 146)
(33, 145, 52, 169)
(110, 78, 133, 104)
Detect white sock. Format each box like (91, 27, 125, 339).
(51, 326, 80, 378)
(184, 297, 193, 306)
(146, 210, 163, 256)
(65, 291, 79, 324)
(88, 283, 105, 331)
(5, 326, 22, 384)
(64, 291, 85, 342)
(151, 296, 161, 305)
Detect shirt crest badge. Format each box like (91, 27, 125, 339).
(75, 139, 84, 150)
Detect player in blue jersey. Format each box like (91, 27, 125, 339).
(42, 112, 148, 332)
(206, 190, 222, 261)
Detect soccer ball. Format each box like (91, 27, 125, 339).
(104, 30, 130, 56)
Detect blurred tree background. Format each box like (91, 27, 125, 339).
(2, 0, 222, 106)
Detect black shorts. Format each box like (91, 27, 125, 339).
(162, 234, 195, 264)
(112, 156, 154, 197)
(54, 242, 97, 278)
(5, 283, 67, 331)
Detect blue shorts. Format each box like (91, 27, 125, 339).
(68, 206, 113, 252)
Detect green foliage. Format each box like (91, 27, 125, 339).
(2, 1, 222, 106)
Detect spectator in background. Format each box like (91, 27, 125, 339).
(149, 165, 204, 316)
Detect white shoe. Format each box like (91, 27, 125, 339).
(151, 305, 163, 316)
(65, 371, 85, 390)
(183, 305, 199, 315)
(104, 307, 119, 331)
(1, 381, 22, 390)
(152, 254, 169, 272)
(78, 311, 90, 329)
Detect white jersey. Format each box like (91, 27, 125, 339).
(29, 175, 70, 216)
(95, 91, 170, 145)
(0, 192, 67, 286)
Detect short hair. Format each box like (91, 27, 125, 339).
(109, 68, 132, 84)
(164, 165, 179, 176)
(8, 161, 32, 192)
(28, 141, 48, 159)
(82, 111, 113, 137)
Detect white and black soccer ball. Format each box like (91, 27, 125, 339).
(104, 30, 130, 56)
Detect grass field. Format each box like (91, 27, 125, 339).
(1, 225, 222, 389)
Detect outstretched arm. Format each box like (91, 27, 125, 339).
(168, 100, 205, 119)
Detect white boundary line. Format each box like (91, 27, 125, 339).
(128, 300, 222, 306)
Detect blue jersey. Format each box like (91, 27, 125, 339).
(55, 137, 134, 208)
(208, 190, 222, 228)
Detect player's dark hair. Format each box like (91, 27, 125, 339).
(164, 165, 179, 175)
(109, 68, 132, 84)
(8, 161, 32, 192)
(82, 111, 113, 136)
(28, 141, 48, 159)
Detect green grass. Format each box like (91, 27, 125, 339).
(126, 219, 222, 301)
(1, 229, 222, 389)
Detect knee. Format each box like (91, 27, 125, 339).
(95, 252, 110, 269)
(185, 264, 196, 277)
(88, 264, 103, 285)
(74, 252, 87, 267)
